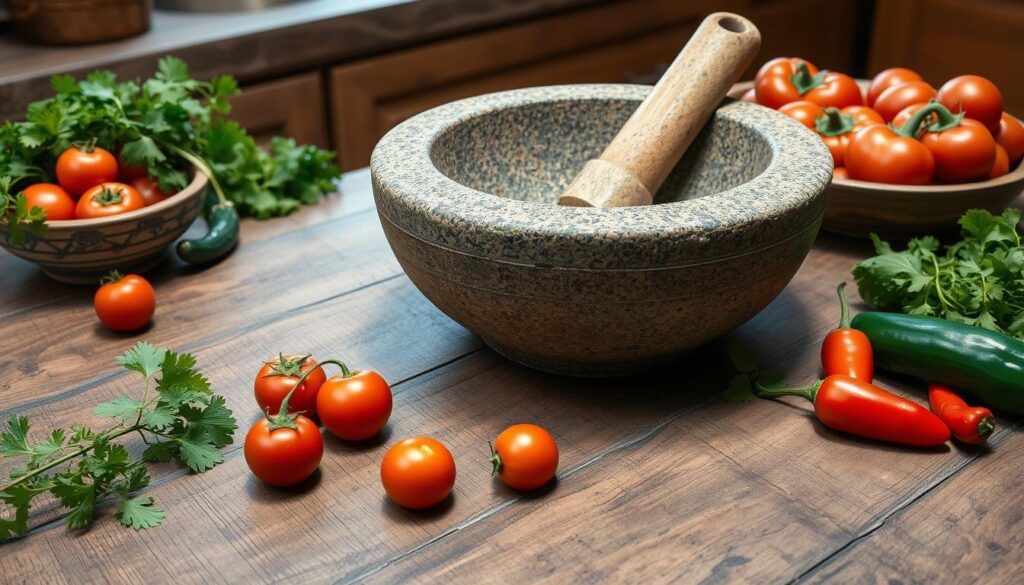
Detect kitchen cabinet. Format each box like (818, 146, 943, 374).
(328, 0, 859, 171)
(869, 0, 1024, 114)
(228, 72, 329, 149)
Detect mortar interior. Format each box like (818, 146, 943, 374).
(428, 98, 772, 205)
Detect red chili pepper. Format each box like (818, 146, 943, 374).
(928, 383, 995, 445)
(821, 283, 873, 380)
(757, 375, 950, 447)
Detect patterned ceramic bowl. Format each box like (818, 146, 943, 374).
(0, 171, 207, 284)
(371, 84, 832, 376)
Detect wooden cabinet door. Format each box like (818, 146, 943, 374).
(869, 0, 1024, 115)
(229, 72, 329, 149)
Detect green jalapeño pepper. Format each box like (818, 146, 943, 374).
(851, 312, 1024, 415)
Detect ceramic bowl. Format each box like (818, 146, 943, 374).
(371, 84, 832, 376)
(0, 171, 207, 284)
(730, 80, 1024, 239)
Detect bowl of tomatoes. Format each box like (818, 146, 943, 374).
(0, 145, 208, 284)
(731, 59, 1024, 238)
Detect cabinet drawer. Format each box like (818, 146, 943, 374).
(230, 72, 328, 149)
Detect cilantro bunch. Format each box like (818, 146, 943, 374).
(853, 208, 1024, 339)
(0, 343, 237, 542)
(0, 56, 340, 234)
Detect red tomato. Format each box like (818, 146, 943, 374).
(317, 369, 392, 441)
(740, 88, 757, 104)
(56, 146, 119, 196)
(994, 113, 1024, 165)
(921, 117, 996, 183)
(381, 437, 456, 509)
(778, 100, 824, 129)
(833, 167, 848, 180)
(94, 272, 155, 331)
(867, 67, 923, 107)
(21, 183, 75, 221)
(803, 71, 863, 109)
(255, 355, 326, 417)
(131, 177, 174, 206)
(117, 151, 148, 182)
(245, 415, 323, 487)
(990, 145, 1010, 179)
(754, 57, 819, 109)
(873, 81, 937, 122)
(937, 75, 1003, 131)
(816, 105, 885, 166)
(846, 125, 935, 185)
(491, 424, 559, 491)
(891, 103, 936, 132)
(75, 182, 144, 219)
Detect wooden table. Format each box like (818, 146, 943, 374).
(1, 169, 1021, 583)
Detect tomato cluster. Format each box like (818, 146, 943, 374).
(243, 356, 559, 509)
(751, 59, 1024, 185)
(21, 145, 174, 222)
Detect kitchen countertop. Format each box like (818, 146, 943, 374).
(0, 0, 601, 120)
(1, 169, 1021, 583)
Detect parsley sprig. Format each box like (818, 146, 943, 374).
(0, 342, 237, 542)
(853, 208, 1024, 339)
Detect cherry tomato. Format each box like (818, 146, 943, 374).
(21, 183, 75, 221)
(921, 117, 996, 183)
(317, 369, 392, 441)
(833, 167, 848, 180)
(873, 81, 936, 122)
(94, 272, 155, 331)
(491, 424, 559, 491)
(754, 57, 819, 109)
(117, 151, 148, 182)
(56, 146, 119, 196)
(131, 177, 174, 206)
(778, 100, 824, 130)
(802, 71, 863, 109)
(937, 75, 1003, 131)
(867, 67, 923, 107)
(255, 355, 326, 417)
(846, 125, 935, 185)
(994, 113, 1024, 166)
(815, 106, 885, 166)
(75, 182, 144, 219)
(990, 145, 1010, 179)
(381, 437, 456, 509)
(245, 415, 323, 486)
(740, 88, 757, 104)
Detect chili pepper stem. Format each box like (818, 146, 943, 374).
(836, 282, 851, 329)
(977, 416, 996, 438)
(755, 379, 822, 404)
(264, 357, 355, 430)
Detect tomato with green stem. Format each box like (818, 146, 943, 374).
(754, 58, 819, 109)
(994, 113, 1024, 165)
(815, 106, 884, 166)
(94, 272, 155, 332)
(22, 183, 75, 221)
(918, 102, 997, 183)
(867, 67, 923, 107)
(244, 386, 324, 486)
(315, 360, 392, 441)
(56, 143, 119, 196)
(254, 354, 326, 416)
(76, 182, 144, 219)
(937, 75, 1003, 131)
(845, 106, 936, 184)
(873, 81, 936, 122)
(381, 437, 456, 509)
(891, 102, 936, 132)
(490, 424, 559, 491)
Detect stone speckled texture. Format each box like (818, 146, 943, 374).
(371, 84, 832, 375)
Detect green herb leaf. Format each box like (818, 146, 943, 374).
(93, 397, 143, 421)
(723, 374, 756, 403)
(175, 435, 223, 473)
(116, 342, 166, 379)
(118, 496, 166, 531)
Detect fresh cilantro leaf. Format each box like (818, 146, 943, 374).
(93, 397, 143, 421)
(120, 136, 166, 166)
(118, 496, 165, 530)
(116, 342, 166, 379)
(175, 435, 223, 473)
(50, 74, 77, 95)
(141, 441, 176, 463)
(142, 406, 175, 430)
(0, 416, 32, 457)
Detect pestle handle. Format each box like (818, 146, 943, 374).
(558, 13, 761, 208)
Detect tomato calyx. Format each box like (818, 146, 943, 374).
(264, 353, 312, 378)
(91, 186, 124, 207)
(790, 63, 826, 95)
(893, 102, 962, 138)
(489, 442, 503, 475)
(815, 108, 856, 137)
(755, 379, 822, 403)
(99, 270, 124, 286)
(72, 137, 99, 154)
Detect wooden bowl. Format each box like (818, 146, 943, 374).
(0, 171, 207, 284)
(371, 85, 832, 376)
(729, 80, 1024, 239)
(8, 0, 151, 46)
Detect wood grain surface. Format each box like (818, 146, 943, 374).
(0, 171, 1021, 584)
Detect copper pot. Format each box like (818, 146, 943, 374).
(8, 0, 150, 45)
